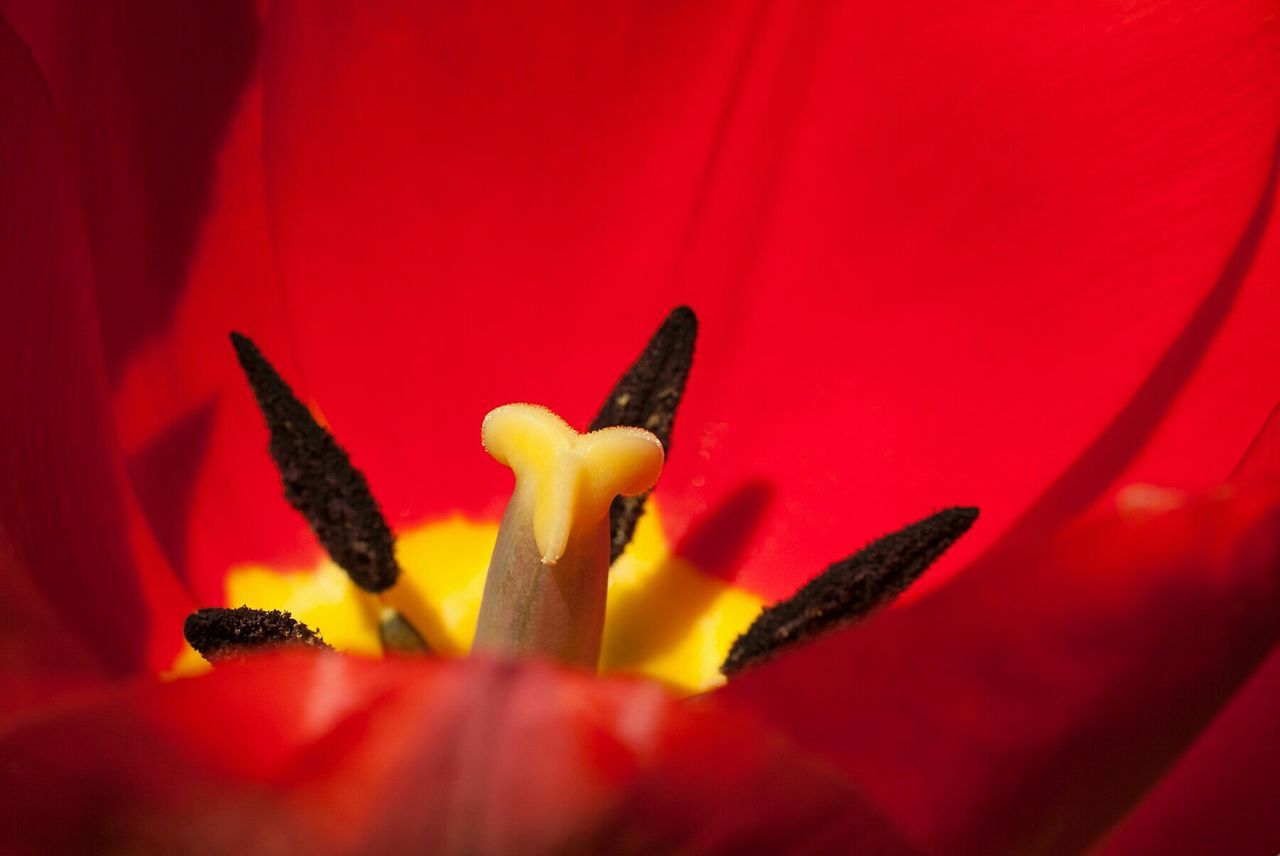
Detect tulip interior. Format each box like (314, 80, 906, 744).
(177, 308, 974, 694)
(175, 310, 768, 692)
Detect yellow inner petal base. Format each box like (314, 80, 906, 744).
(167, 501, 763, 694)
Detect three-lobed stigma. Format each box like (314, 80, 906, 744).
(482, 404, 664, 565)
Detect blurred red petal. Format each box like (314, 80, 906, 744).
(0, 2, 293, 600)
(716, 480, 1280, 853)
(0, 0, 258, 378)
(1096, 406, 1280, 853)
(0, 12, 190, 697)
(0, 653, 915, 854)
(1099, 643, 1280, 854)
(111, 75, 311, 602)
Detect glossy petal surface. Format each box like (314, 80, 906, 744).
(0, 12, 190, 704)
(2, 1, 1279, 851)
(253, 0, 1280, 603)
(3, 2, 1271, 605)
(718, 480, 1280, 853)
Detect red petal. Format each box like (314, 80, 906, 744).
(0, 3, 296, 604)
(1099, 408, 1280, 853)
(1229, 401, 1280, 486)
(0, 654, 915, 853)
(0, 13, 190, 698)
(36, 1, 1270, 604)
(110, 74, 314, 605)
(195, 0, 1280, 601)
(1099, 643, 1280, 854)
(716, 480, 1280, 853)
(0, 0, 258, 379)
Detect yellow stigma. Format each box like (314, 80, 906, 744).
(481, 403, 664, 565)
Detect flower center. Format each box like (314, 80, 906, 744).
(174, 309, 765, 693)
(175, 308, 978, 695)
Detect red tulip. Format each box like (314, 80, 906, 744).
(2, 0, 1278, 852)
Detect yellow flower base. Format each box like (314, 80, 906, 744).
(167, 501, 763, 694)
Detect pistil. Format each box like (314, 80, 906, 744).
(472, 404, 664, 668)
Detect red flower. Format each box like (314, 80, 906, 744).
(2, 1, 1278, 852)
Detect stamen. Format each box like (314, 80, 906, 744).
(722, 507, 979, 675)
(590, 306, 697, 561)
(230, 332, 401, 592)
(184, 606, 331, 662)
(378, 606, 431, 655)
